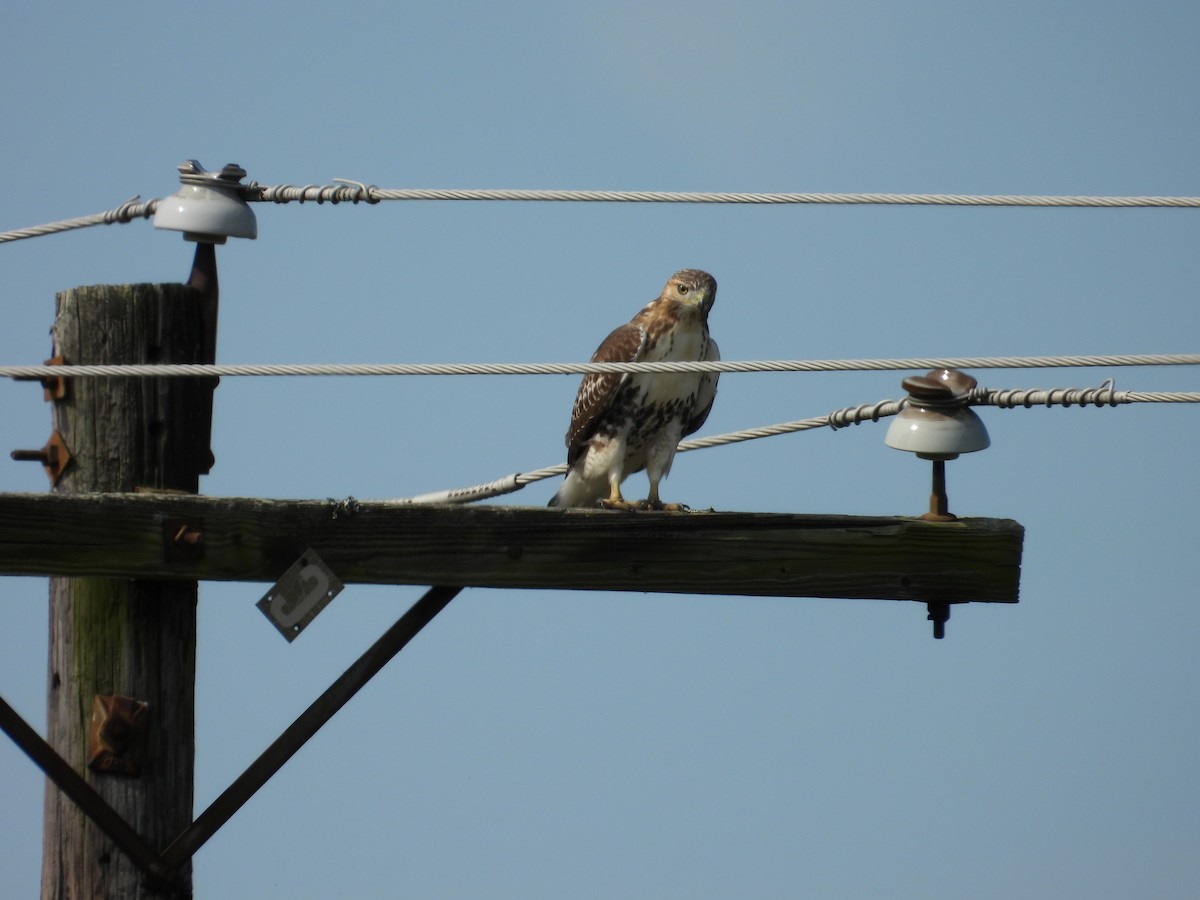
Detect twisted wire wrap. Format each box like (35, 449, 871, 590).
(0, 196, 160, 243)
(975, 380, 1123, 408)
(246, 180, 380, 205)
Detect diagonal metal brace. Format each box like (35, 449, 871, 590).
(1, 584, 461, 885)
(0, 694, 174, 886)
(160, 584, 462, 868)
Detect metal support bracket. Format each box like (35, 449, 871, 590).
(1, 585, 462, 887)
(87, 694, 150, 776)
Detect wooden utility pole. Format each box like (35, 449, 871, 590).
(39, 262, 216, 898)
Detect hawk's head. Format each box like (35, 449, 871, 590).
(662, 269, 717, 317)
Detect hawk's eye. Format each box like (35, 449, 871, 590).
(677, 284, 689, 295)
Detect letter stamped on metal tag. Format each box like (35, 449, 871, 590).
(256, 549, 345, 642)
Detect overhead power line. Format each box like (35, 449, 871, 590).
(4, 184, 1200, 244)
(4, 353, 1199, 381)
(248, 184, 1200, 208)
(0, 197, 158, 244)
(372, 381, 1199, 505)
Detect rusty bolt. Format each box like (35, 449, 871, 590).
(10, 448, 55, 464)
(99, 712, 135, 752)
(172, 524, 204, 546)
(10, 431, 71, 485)
(12, 355, 67, 401)
(163, 518, 205, 561)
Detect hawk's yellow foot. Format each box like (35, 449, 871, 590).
(643, 500, 691, 511)
(598, 483, 637, 510)
(598, 498, 642, 510)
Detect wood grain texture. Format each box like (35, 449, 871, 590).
(1, 494, 1023, 603)
(40, 282, 212, 900)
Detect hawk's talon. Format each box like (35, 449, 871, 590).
(597, 498, 639, 511)
(643, 500, 690, 512)
(596, 498, 692, 512)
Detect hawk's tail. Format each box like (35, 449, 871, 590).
(547, 469, 598, 508)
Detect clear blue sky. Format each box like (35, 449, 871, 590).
(3, 2, 1199, 897)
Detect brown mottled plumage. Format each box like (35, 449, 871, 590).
(549, 269, 719, 509)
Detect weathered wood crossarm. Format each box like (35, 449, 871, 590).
(0, 492, 1022, 603)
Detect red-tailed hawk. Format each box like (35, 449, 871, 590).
(548, 269, 719, 510)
